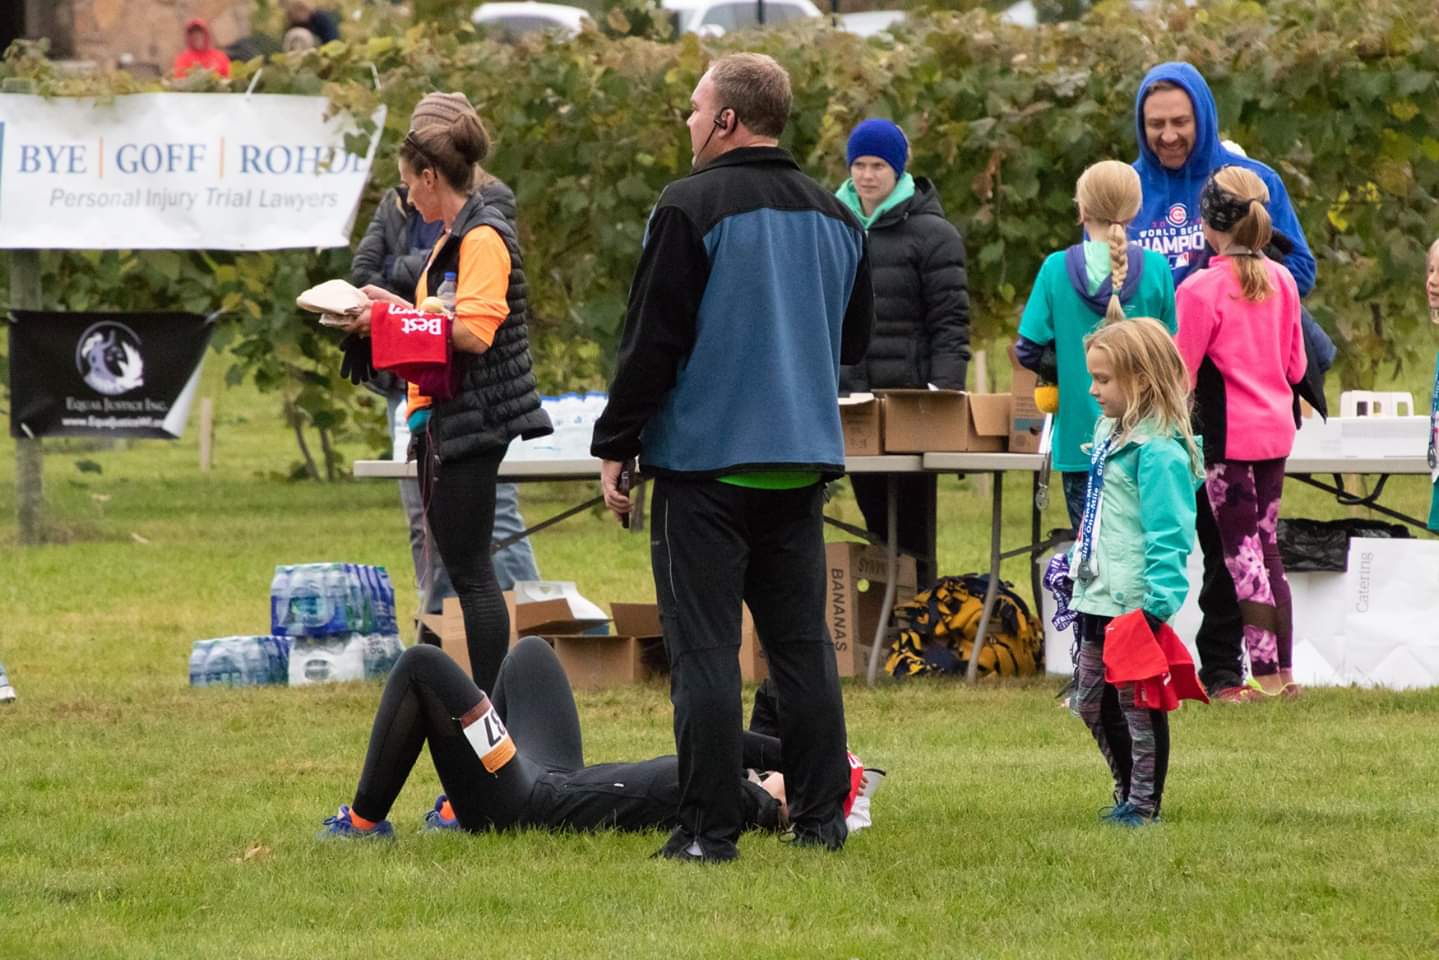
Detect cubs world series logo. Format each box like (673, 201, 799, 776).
(1166, 202, 1188, 227)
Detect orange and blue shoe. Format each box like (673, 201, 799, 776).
(423, 794, 461, 832)
(318, 805, 394, 840)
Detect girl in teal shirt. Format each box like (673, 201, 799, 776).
(1427, 238, 1439, 531)
(1016, 160, 1177, 526)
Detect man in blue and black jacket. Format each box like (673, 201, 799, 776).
(592, 52, 874, 863)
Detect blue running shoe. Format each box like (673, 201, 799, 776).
(1109, 806, 1159, 828)
(1099, 800, 1135, 821)
(423, 795, 461, 832)
(318, 805, 394, 840)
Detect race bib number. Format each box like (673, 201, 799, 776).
(459, 696, 516, 773)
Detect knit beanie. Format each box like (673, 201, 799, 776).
(410, 91, 474, 131)
(846, 119, 908, 178)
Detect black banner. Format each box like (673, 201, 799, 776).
(8, 310, 213, 439)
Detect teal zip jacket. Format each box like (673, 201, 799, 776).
(1070, 418, 1203, 622)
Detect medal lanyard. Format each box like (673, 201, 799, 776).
(1075, 432, 1112, 577)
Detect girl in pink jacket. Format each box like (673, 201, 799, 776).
(1175, 166, 1306, 697)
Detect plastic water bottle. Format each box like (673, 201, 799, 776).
(287, 565, 333, 636)
(269, 565, 292, 636)
(201, 640, 242, 686)
(374, 567, 397, 635)
(437, 272, 457, 314)
(0, 662, 16, 703)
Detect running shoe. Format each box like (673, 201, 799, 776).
(1108, 806, 1159, 828)
(1212, 685, 1260, 703)
(318, 805, 394, 840)
(423, 794, 461, 832)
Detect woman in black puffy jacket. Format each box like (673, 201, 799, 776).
(836, 119, 971, 588)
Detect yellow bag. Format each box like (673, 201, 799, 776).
(886, 575, 1042, 679)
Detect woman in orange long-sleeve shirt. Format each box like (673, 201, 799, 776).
(345, 93, 551, 692)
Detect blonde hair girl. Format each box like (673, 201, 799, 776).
(1424, 239, 1439, 533)
(1084, 317, 1201, 471)
(1016, 161, 1177, 528)
(1062, 316, 1206, 827)
(1199, 165, 1274, 301)
(1076, 161, 1144, 324)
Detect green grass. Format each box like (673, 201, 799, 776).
(3, 373, 1439, 958)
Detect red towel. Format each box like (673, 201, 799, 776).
(370, 304, 460, 401)
(1102, 610, 1210, 711)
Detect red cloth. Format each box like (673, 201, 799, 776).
(172, 19, 231, 78)
(844, 751, 864, 817)
(370, 303, 459, 401)
(1102, 610, 1210, 711)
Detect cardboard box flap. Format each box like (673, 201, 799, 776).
(513, 581, 610, 635)
(875, 388, 959, 396)
(968, 393, 1012, 437)
(611, 602, 663, 639)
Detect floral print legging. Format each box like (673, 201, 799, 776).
(1204, 459, 1292, 677)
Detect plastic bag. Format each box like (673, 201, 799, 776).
(1276, 518, 1410, 572)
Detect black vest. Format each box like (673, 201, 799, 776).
(424, 195, 551, 462)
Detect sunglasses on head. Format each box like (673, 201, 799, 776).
(403, 131, 437, 170)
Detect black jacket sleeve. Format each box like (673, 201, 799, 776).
(919, 221, 971, 389)
(350, 190, 395, 289)
(591, 204, 710, 461)
(840, 241, 875, 368)
(388, 252, 426, 303)
(1014, 336, 1058, 383)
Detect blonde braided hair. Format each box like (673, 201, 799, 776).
(1076, 161, 1143, 324)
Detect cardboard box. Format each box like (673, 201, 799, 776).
(1007, 346, 1045, 454)
(825, 541, 918, 677)
(546, 601, 665, 690)
(422, 593, 520, 678)
(839, 393, 882, 456)
(739, 603, 767, 683)
(612, 601, 669, 678)
(878, 389, 1009, 453)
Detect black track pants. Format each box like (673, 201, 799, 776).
(650, 477, 850, 857)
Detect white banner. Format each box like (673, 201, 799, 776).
(0, 93, 385, 251)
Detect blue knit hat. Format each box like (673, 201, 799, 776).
(846, 119, 908, 178)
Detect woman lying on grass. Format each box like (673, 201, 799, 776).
(319, 637, 872, 857)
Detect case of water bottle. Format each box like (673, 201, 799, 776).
(189, 563, 405, 689)
(189, 636, 292, 687)
(270, 562, 404, 686)
(269, 562, 398, 638)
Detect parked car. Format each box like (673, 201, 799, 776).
(838, 9, 907, 37)
(470, 2, 592, 40)
(1000, 0, 1194, 27)
(660, 0, 821, 36)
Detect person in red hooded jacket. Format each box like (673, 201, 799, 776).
(172, 19, 231, 79)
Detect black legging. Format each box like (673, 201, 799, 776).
(417, 436, 510, 693)
(352, 640, 564, 829)
(351, 639, 784, 831)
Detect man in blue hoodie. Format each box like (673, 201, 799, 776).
(1131, 61, 1322, 700)
(1130, 61, 1316, 296)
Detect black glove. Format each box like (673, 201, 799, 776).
(338, 333, 375, 385)
(1142, 610, 1164, 635)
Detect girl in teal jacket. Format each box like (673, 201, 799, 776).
(1426, 239, 1439, 532)
(1066, 318, 1203, 827)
